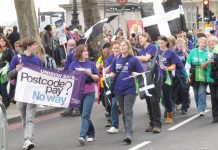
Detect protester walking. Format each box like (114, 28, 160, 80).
(0, 36, 15, 108)
(137, 32, 162, 133)
(185, 37, 208, 116)
(8, 37, 41, 149)
(173, 38, 190, 114)
(158, 36, 179, 124)
(203, 36, 218, 122)
(68, 44, 99, 145)
(105, 40, 121, 134)
(110, 40, 143, 144)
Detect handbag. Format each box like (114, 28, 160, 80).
(190, 49, 206, 86)
(138, 48, 158, 99)
(195, 66, 205, 82)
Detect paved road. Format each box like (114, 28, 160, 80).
(7, 94, 218, 150)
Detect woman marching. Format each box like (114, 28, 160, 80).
(172, 38, 190, 114)
(136, 32, 162, 133)
(0, 36, 15, 108)
(105, 40, 121, 134)
(109, 39, 143, 144)
(68, 44, 99, 145)
(158, 36, 180, 124)
(185, 37, 208, 116)
(202, 36, 218, 122)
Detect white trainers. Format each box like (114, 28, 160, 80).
(22, 139, 34, 150)
(87, 137, 94, 142)
(78, 137, 85, 145)
(199, 112, 205, 116)
(107, 127, 118, 134)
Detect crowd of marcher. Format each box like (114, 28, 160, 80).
(1, 24, 218, 149)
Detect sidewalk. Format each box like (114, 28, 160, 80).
(6, 103, 61, 124)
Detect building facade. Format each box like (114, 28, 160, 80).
(59, 0, 218, 33)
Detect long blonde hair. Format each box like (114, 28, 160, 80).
(36, 44, 46, 63)
(120, 39, 134, 56)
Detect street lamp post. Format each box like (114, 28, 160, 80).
(69, 0, 82, 30)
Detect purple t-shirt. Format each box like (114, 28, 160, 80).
(174, 48, 186, 78)
(63, 48, 76, 70)
(69, 60, 98, 94)
(9, 54, 41, 71)
(158, 49, 179, 80)
(110, 56, 143, 95)
(138, 43, 162, 77)
(104, 54, 115, 67)
(174, 48, 186, 65)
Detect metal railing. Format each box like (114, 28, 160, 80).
(0, 102, 7, 150)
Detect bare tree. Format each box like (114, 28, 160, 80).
(81, 0, 101, 31)
(14, 0, 40, 41)
(80, 0, 102, 60)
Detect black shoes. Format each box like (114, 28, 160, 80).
(123, 137, 131, 144)
(212, 116, 218, 123)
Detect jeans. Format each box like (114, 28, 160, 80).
(79, 92, 95, 138)
(111, 97, 119, 129)
(116, 95, 136, 138)
(181, 92, 190, 112)
(102, 88, 111, 120)
(193, 84, 207, 113)
(146, 77, 162, 128)
(17, 102, 37, 141)
(209, 83, 218, 117)
(162, 83, 173, 112)
(172, 78, 190, 112)
(1, 82, 10, 109)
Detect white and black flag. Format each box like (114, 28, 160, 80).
(84, 15, 118, 41)
(139, 0, 187, 41)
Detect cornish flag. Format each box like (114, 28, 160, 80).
(84, 15, 118, 41)
(139, 0, 187, 41)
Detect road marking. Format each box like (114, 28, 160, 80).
(168, 109, 210, 131)
(8, 112, 60, 131)
(129, 141, 151, 150)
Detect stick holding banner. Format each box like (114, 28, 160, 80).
(122, 71, 151, 80)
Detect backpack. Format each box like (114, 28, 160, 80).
(44, 55, 56, 69)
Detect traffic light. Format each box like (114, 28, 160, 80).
(203, 0, 209, 10)
(203, 0, 210, 22)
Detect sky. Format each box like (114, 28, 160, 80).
(0, 0, 68, 25)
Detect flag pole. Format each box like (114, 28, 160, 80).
(97, 41, 105, 61)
